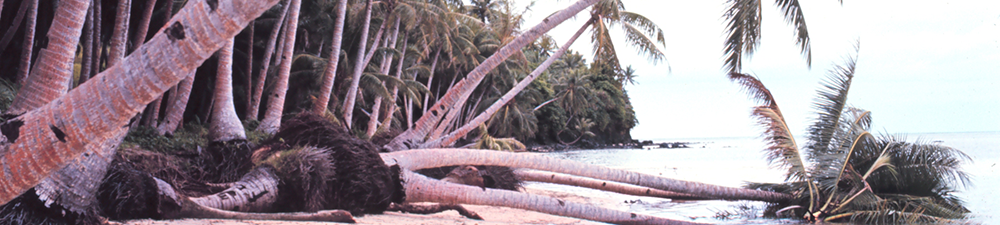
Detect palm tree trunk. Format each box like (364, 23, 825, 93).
(158, 71, 196, 135)
(131, 0, 158, 51)
(425, 20, 590, 148)
(400, 169, 701, 225)
(248, 0, 291, 121)
(145, 95, 164, 127)
(89, 0, 103, 79)
(168, 196, 354, 222)
(210, 39, 248, 142)
(107, 0, 131, 67)
(190, 166, 277, 212)
(514, 169, 708, 200)
(341, 0, 374, 129)
(421, 49, 440, 114)
(79, 3, 94, 87)
(257, 0, 302, 134)
(366, 17, 401, 138)
(15, 0, 37, 86)
(378, 36, 409, 134)
(386, 0, 602, 151)
(244, 23, 253, 117)
(0, 0, 280, 205)
(6, 0, 89, 116)
(311, 0, 347, 115)
(382, 149, 793, 202)
(0, 0, 30, 54)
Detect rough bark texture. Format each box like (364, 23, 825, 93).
(0, 0, 280, 205)
(107, 0, 131, 67)
(382, 149, 793, 203)
(514, 169, 708, 200)
(157, 72, 196, 135)
(15, 0, 38, 86)
(248, 0, 291, 121)
(79, 2, 95, 86)
(89, 0, 103, 80)
(0, 0, 29, 54)
(311, 0, 348, 115)
(210, 39, 247, 142)
(386, 0, 603, 151)
(190, 166, 278, 212)
(425, 20, 592, 148)
(257, 0, 301, 134)
(341, 0, 374, 129)
(5, 0, 89, 116)
(401, 169, 701, 225)
(366, 18, 401, 138)
(132, 0, 158, 51)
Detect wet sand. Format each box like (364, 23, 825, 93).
(124, 187, 609, 225)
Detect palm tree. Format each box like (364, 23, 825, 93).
(386, 0, 603, 151)
(312, 0, 349, 115)
(258, 0, 303, 134)
(14, 0, 37, 86)
(341, 0, 377, 129)
(0, 0, 281, 206)
(731, 51, 970, 222)
(723, 0, 811, 73)
(107, 0, 132, 67)
(210, 39, 248, 142)
(157, 71, 196, 135)
(248, 0, 292, 121)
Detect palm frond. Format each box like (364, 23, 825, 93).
(805, 54, 857, 164)
(620, 22, 665, 63)
(773, 0, 812, 67)
(723, 0, 762, 72)
(360, 73, 393, 99)
(824, 210, 957, 224)
(728, 72, 781, 113)
(752, 107, 808, 183)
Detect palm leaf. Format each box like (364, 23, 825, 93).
(723, 0, 761, 72)
(773, 0, 812, 67)
(619, 11, 666, 63)
(805, 53, 857, 165)
(824, 210, 957, 224)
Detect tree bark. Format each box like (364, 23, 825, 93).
(210, 39, 248, 142)
(190, 166, 277, 212)
(366, 17, 401, 138)
(378, 35, 409, 134)
(6, 0, 89, 115)
(382, 149, 793, 203)
(131, 0, 158, 52)
(158, 71, 196, 135)
(244, 22, 253, 118)
(89, 0, 103, 80)
(386, 0, 603, 151)
(79, 2, 94, 87)
(107, 0, 131, 67)
(400, 169, 701, 225)
(248, 0, 291, 121)
(421, 49, 440, 114)
(341, 0, 374, 129)
(514, 169, 708, 200)
(15, 0, 38, 86)
(257, 0, 302, 134)
(311, 0, 348, 115)
(0, 0, 280, 205)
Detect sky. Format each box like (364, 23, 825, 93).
(513, 0, 1000, 140)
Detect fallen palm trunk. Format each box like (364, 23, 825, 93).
(400, 169, 701, 225)
(155, 178, 354, 222)
(382, 149, 791, 202)
(190, 166, 278, 212)
(513, 169, 708, 200)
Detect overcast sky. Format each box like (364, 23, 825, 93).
(514, 0, 1000, 140)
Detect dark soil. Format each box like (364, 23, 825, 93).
(0, 189, 101, 225)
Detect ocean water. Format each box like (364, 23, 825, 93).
(526, 131, 999, 224)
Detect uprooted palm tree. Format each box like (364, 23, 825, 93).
(729, 50, 971, 223)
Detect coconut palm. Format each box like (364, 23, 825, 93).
(248, 0, 292, 121)
(258, 0, 302, 134)
(0, 0, 280, 206)
(312, 0, 349, 115)
(14, 0, 37, 86)
(723, 0, 811, 72)
(386, 0, 603, 151)
(210, 39, 248, 142)
(731, 52, 970, 222)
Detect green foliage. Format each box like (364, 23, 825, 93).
(121, 124, 209, 154)
(0, 78, 17, 112)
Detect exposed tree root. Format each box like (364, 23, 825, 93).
(386, 202, 483, 220)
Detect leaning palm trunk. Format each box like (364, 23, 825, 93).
(131, 0, 158, 51)
(210, 39, 248, 142)
(423, 19, 592, 148)
(155, 177, 354, 222)
(248, 0, 291, 120)
(5, 0, 89, 116)
(514, 169, 708, 200)
(382, 149, 791, 202)
(79, 3, 94, 86)
(401, 169, 700, 225)
(14, 0, 37, 86)
(157, 71, 196, 135)
(257, 0, 302, 134)
(311, 0, 348, 115)
(386, 0, 602, 151)
(191, 166, 277, 212)
(366, 17, 402, 138)
(0, 0, 280, 205)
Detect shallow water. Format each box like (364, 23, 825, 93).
(527, 131, 999, 224)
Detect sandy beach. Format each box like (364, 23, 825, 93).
(124, 187, 610, 225)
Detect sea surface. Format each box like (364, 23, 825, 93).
(526, 131, 999, 224)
